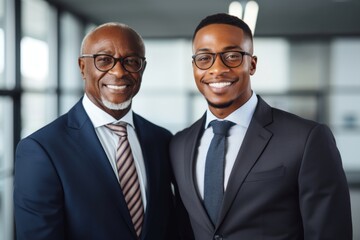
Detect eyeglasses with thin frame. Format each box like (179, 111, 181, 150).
(80, 54, 146, 73)
(192, 51, 252, 70)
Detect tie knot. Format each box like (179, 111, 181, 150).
(209, 120, 235, 136)
(106, 123, 127, 137)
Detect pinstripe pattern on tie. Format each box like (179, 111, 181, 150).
(106, 123, 144, 238)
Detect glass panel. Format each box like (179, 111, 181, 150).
(21, 93, 57, 137)
(261, 95, 318, 121)
(330, 93, 360, 171)
(191, 92, 209, 123)
(330, 38, 360, 87)
(0, 97, 14, 240)
(60, 92, 81, 115)
(59, 12, 83, 91)
(142, 39, 193, 90)
(133, 92, 188, 133)
(0, 28, 4, 88)
(0, 0, 5, 88)
(289, 41, 329, 90)
(329, 38, 360, 172)
(20, 36, 49, 89)
(21, 0, 55, 90)
(252, 38, 290, 93)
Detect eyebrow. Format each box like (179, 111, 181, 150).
(223, 45, 243, 51)
(92, 50, 113, 55)
(194, 45, 243, 54)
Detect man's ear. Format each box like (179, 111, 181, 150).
(143, 61, 147, 71)
(140, 61, 147, 76)
(250, 56, 257, 76)
(78, 58, 85, 79)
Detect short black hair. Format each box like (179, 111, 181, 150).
(192, 13, 253, 42)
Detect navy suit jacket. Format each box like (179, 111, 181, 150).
(170, 96, 352, 240)
(14, 99, 177, 240)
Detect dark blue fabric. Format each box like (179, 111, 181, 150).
(204, 120, 235, 225)
(14, 99, 179, 240)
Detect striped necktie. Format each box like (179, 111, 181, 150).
(106, 123, 144, 238)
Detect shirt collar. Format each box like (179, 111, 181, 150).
(205, 92, 258, 129)
(82, 93, 135, 129)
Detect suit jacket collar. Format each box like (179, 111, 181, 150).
(217, 96, 273, 228)
(183, 114, 214, 230)
(184, 95, 274, 231)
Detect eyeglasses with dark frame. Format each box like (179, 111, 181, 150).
(192, 51, 252, 70)
(80, 54, 146, 73)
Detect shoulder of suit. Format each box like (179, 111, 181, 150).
(271, 107, 319, 129)
(173, 116, 205, 141)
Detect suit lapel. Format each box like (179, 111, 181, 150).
(66, 100, 136, 235)
(217, 97, 273, 226)
(183, 114, 215, 231)
(132, 113, 152, 238)
(133, 113, 172, 239)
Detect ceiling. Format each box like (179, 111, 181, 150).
(45, 0, 360, 38)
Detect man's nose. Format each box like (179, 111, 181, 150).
(108, 60, 127, 76)
(208, 55, 229, 74)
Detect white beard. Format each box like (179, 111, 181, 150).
(101, 97, 132, 110)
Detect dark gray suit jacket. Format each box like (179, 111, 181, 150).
(170, 96, 352, 240)
(14, 99, 178, 240)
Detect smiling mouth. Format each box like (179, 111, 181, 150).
(208, 82, 232, 88)
(106, 84, 127, 90)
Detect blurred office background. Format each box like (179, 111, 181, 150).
(0, 0, 360, 239)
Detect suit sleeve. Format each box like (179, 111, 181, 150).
(298, 124, 352, 240)
(14, 138, 65, 240)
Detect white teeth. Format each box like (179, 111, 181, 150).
(209, 82, 231, 88)
(107, 85, 126, 90)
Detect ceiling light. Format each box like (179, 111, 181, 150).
(228, 1, 259, 35)
(243, 1, 259, 35)
(229, 1, 243, 20)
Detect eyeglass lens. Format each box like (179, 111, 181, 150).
(194, 51, 244, 70)
(94, 55, 143, 72)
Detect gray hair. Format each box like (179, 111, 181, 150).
(80, 22, 145, 55)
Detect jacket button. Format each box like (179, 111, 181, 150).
(214, 235, 223, 240)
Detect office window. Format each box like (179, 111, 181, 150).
(21, 93, 57, 137)
(0, 0, 5, 88)
(134, 39, 194, 133)
(21, 0, 56, 90)
(20, 36, 49, 89)
(0, 97, 14, 240)
(329, 38, 360, 171)
(59, 12, 84, 114)
(0, 29, 4, 88)
(251, 38, 290, 93)
(21, 0, 57, 136)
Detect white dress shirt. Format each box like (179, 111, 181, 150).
(82, 94, 147, 209)
(195, 93, 258, 199)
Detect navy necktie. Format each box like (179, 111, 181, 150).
(204, 120, 235, 225)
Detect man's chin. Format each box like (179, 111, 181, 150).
(206, 99, 234, 109)
(102, 98, 132, 110)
